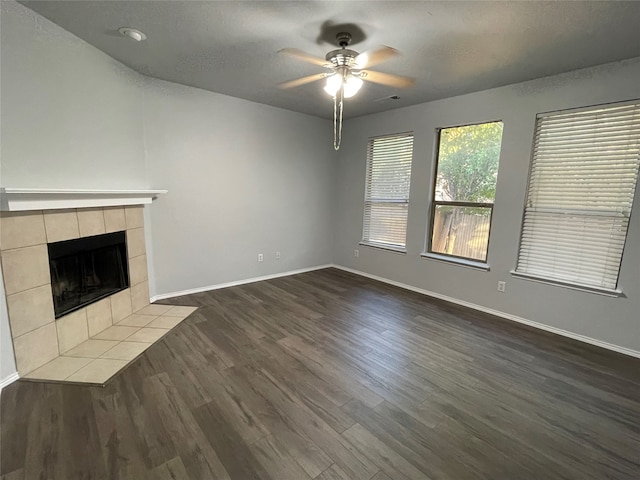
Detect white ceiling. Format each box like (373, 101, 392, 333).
(19, 1, 640, 119)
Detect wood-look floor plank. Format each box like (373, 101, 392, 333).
(23, 386, 65, 480)
(341, 398, 455, 480)
(370, 472, 393, 480)
(0, 469, 24, 480)
(249, 434, 313, 480)
(2, 268, 639, 480)
(221, 364, 333, 478)
(143, 373, 231, 480)
(314, 463, 362, 480)
(151, 457, 190, 480)
(277, 334, 384, 408)
(115, 364, 179, 470)
(92, 390, 151, 480)
(255, 339, 355, 433)
(191, 400, 272, 480)
(235, 363, 378, 480)
(60, 386, 109, 480)
(342, 423, 432, 480)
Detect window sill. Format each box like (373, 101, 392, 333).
(359, 242, 407, 254)
(510, 271, 623, 297)
(420, 252, 490, 271)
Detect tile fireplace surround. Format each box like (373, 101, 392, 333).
(0, 204, 196, 385)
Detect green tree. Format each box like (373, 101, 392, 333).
(436, 122, 503, 202)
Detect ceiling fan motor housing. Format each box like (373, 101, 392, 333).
(327, 32, 359, 68)
(336, 32, 352, 47)
(326, 49, 359, 67)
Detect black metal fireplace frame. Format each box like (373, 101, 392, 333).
(47, 231, 130, 319)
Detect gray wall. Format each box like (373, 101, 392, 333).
(143, 78, 335, 295)
(0, 269, 15, 382)
(333, 58, 640, 353)
(0, 1, 147, 189)
(0, 1, 148, 384)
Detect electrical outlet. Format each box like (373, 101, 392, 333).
(497, 281, 506, 292)
(258, 253, 264, 262)
(354, 249, 359, 257)
(276, 251, 281, 260)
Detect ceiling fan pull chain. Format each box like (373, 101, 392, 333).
(333, 87, 344, 150)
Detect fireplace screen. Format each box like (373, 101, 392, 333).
(48, 231, 129, 319)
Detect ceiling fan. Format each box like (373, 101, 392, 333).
(278, 32, 414, 150)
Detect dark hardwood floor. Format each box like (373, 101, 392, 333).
(2, 267, 639, 480)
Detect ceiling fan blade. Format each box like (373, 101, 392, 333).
(355, 46, 399, 68)
(360, 70, 415, 89)
(278, 48, 330, 67)
(278, 73, 329, 89)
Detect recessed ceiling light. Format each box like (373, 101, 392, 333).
(118, 27, 147, 42)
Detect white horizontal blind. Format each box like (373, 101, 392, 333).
(516, 102, 640, 290)
(363, 133, 414, 249)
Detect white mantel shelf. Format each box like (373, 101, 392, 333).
(0, 187, 168, 211)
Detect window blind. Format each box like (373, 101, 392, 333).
(362, 133, 414, 250)
(515, 102, 640, 291)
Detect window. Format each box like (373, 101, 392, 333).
(362, 133, 414, 251)
(514, 102, 640, 293)
(427, 121, 503, 263)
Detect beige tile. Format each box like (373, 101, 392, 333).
(1, 244, 51, 295)
(0, 211, 46, 250)
(56, 309, 89, 353)
(77, 208, 106, 237)
(164, 306, 199, 318)
(6, 284, 55, 337)
(86, 297, 112, 337)
(44, 209, 79, 243)
(117, 313, 157, 327)
(103, 207, 126, 233)
(66, 358, 129, 384)
(101, 341, 150, 361)
(131, 281, 150, 313)
(125, 206, 144, 229)
(110, 289, 132, 323)
(136, 304, 173, 316)
(126, 327, 170, 343)
(64, 339, 119, 358)
(147, 316, 183, 329)
(93, 325, 139, 341)
(129, 254, 148, 286)
(126, 227, 146, 258)
(13, 322, 59, 375)
(24, 356, 92, 381)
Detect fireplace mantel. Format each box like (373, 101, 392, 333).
(0, 187, 167, 211)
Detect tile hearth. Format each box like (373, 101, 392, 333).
(23, 304, 197, 384)
(1, 203, 193, 386)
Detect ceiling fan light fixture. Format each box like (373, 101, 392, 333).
(343, 75, 363, 98)
(323, 73, 363, 98)
(324, 74, 343, 97)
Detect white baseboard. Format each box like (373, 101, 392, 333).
(150, 264, 333, 302)
(0, 372, 19, 393)
(332, 264, 640, 360)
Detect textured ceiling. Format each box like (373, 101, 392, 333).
(19, 1, 640, 119)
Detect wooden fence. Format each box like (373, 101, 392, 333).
(432, 209, 491, 261)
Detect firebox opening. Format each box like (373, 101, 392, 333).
(48, 231, 129, 319)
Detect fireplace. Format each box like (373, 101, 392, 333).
(1, 200, 162, 380)
(48, 231, 129, 318)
